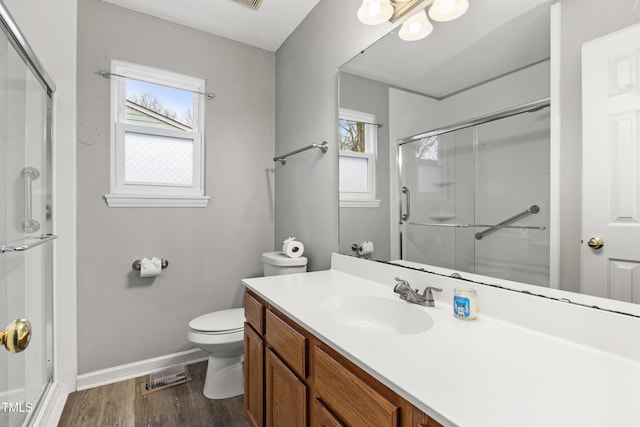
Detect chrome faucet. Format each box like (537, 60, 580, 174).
(393, 277, 442, 307)
(393, 277, 422, 304)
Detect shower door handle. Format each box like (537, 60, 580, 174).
(0, 319, 31, 353)
(401, 186, 411, 221)
(21, 167, 41, 233)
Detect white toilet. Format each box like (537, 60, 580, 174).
(187, 251, 307, 399)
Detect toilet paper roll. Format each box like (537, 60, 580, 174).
(282, 237, 305, 258)
(140, 256, 162, 278)
(357, 241, 374, 256)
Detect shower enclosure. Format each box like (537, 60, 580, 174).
(0, 2, 55, 425)
(399, 102, 550, 286)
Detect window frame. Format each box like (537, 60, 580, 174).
(104, 60, 209, 207)
(338, 108, 381, 208)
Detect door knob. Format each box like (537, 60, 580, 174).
(0, 319, 31, 353)
(587, 237, 604, 249)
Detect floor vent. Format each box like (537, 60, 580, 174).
(140, 365, 191, 395)
(234, 0, 264, 10)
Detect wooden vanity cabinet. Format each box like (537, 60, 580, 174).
(244, 290, 443, 427)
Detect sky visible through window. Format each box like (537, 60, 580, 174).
(126, 79, 192, 122)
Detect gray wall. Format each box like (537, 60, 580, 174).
(275, 0, 394, 271)
(558, 0, 640, 291)
(77, 0, 275, 374)
(338, 72, 390, 260)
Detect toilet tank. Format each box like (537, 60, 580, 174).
(262, 251, 308, 276)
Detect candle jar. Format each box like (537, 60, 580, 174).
(453, 288, 478, 320)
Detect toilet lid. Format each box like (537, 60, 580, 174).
(189, 308, 244, 333)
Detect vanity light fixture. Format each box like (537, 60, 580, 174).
(357, 0, 467, 42)
(399, 9, 433, 41)
(357, 0, 425, 25)
(357, 0, 395, 25)
(428, 0, 469, 22)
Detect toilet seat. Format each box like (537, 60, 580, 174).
(189, 308, 244, 334)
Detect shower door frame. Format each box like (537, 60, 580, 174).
(392, 98, 558, 287)
(0, 1, 56, 424)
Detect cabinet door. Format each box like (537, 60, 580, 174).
(312, 398, 346, 427)
(266, 349, 307, 427)
(244, 324, 264, 427)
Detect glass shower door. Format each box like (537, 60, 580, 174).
(399, 104, 550, 286)
(400, 126, 475, 271)
(0, 13, 53, 426)
(473, 107, 550, 286)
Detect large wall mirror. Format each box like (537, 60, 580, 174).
(338, 0, 640, 314)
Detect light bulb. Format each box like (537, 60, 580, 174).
(369, 2, 381, 16)
(399, 9, 433, 41)
(428, 0, 469, 22)
(357, 0, 394, 25)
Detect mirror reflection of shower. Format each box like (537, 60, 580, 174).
(399, 102, 550, 286)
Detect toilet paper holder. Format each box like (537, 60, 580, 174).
(132, 258, 169, 271)
(352, 241, 374, 257)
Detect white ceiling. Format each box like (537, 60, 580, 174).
(101, 0, 321, 52)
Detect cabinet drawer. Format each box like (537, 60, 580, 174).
(265, 309, 307, 378)
(245, 291, 264, 335)
(313, 346, 399, 427)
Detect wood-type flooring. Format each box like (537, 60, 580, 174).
(58, 361, 249, 427)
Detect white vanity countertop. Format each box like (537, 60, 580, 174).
(243, 260, 640, 427)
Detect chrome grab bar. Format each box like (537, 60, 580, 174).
(409, 222, 471, 228)
(0, 234, 57, 254)
(475, 205, 540, 240)
(21, 167, 40, 233)
(273, 141, 328, 165)
(407, 222, 545, 231)
(401, 186, 410, 221)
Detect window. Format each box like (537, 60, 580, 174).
(104, 60, 208, 207)
(416, 136, 443, 193)
(338, 108, 380, 208)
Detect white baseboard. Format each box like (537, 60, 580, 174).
(30, 382, 67, 427)
(76, 348, 208, 391)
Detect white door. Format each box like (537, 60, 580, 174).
(582, 23, 640, 301)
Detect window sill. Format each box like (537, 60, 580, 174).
(104, 194, 210, 208)
(339, 199, 381, 208)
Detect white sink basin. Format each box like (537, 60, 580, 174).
(322, 294, 434, 335)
